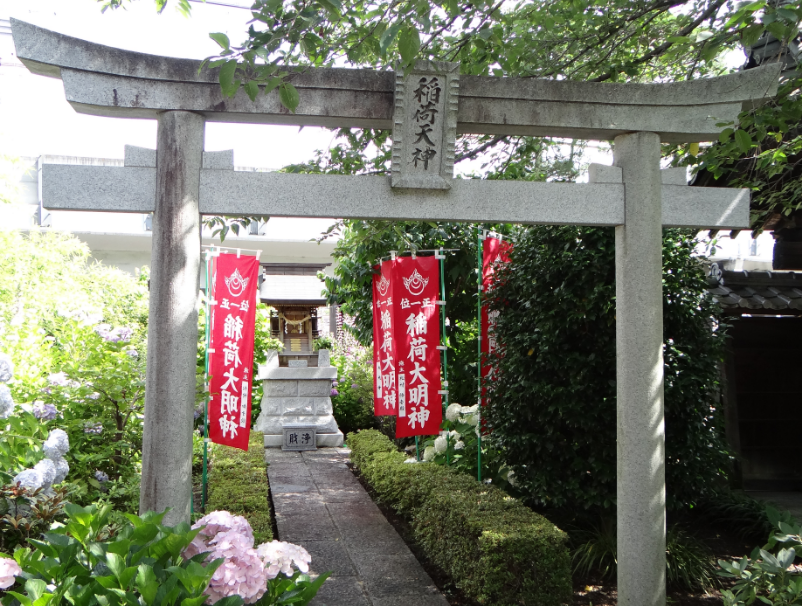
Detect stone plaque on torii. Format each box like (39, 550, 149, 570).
(11, 18, 780, 606)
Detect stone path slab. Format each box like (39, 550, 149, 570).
(265, 448, 449, 606)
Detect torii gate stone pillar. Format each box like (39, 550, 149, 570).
(614, 132, 665, 600)
(141, 111, 205, 524)
(12, 19, 781, 606)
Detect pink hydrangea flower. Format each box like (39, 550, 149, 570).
(205, 548, 267, 605)
(256, 541, 311, 579)
(0, 558, 21, 589)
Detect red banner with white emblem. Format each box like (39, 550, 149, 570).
(481, 237, 512, 410)
(393, 256, 442, 438)
(372, 260, 397, 415)
(208, 253, 259, 451)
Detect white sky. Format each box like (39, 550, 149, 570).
(0, 0, 343, 168)
(0, 0, 350, 239)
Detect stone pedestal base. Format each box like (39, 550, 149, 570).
(255, 350, 344, 448)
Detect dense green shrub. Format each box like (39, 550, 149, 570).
(207, 432, 272, 544)
(348, 430, 572, 606)
(486, 227, 729, 512)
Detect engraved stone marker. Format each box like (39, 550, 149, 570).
(391, 60, 459, 190)
(283, 424, 317, 451)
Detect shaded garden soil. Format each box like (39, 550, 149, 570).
(347, 461, 759, 606)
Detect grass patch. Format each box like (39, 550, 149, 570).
(207, 431, 272, 544)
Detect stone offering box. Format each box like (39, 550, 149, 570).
(255, 349, 344, 448)
(282, 424, 317, 451)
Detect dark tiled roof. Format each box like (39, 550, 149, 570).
(708, 264, 802, 314)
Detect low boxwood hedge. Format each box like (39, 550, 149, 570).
(348, 429, 572, 606)
(207, 431, 273, 544)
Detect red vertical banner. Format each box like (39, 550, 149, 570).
(372, 260, 397, 415)
(481, 237, 512, 409)
(394, 256, 442, 438)
(208, 253, 260, 451)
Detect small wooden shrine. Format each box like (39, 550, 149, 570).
(260, 263, 330, 366)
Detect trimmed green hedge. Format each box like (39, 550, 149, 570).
(207, 431, 273, 544)
(348, 430, 572, 606)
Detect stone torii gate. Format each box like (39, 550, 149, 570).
(12, 18, 779, 606)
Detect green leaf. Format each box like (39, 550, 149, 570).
(718, 127, 734, 143)
(244, 81, 260, 102)
(219, 60, 239, 98)
(25, 580, 48, 603)
(7, 592, 32, 606)
(317, 0, 341, 16)
(398, 27, 421, 65)
(209, 33, 230, 51)
(734, 129, 753, 154)
(264, 77, 283, 95)
(379, 23, 402, 56)
(106, 553, 125, 580)
(136, 565, 159, 606)
(279, 83, 300, 113)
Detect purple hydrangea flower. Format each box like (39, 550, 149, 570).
(125, 348, 138, 358)
(330, 389, 339, 397)
(95, 470, 109, 483)
(0, 384, 14, 419)
(83, 422, 103, 435)
(93, 324, 112, 340)
(351, 384, 358, 389)
(96, 325, 133, 343)
(0, 352, 14, 383)
(13, 469, 43, 491)
(331, 380, 339, 387)
(33, 401, 57, 421)
(53, 458, 69, 484)
(47, 372, 69, 387)
(34, 459, 57, 486)
(43, 429, 70, 459)
(115, 327, 134, 342)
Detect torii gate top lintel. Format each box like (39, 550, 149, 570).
(11, 18, 780, 143)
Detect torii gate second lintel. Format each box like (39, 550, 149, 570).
(12, 19, 780, 606)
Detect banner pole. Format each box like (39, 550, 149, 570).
(202, 248, 213, 510)
(437, 248, 450, 465)
(477, 229, 483, 483)
(415, 436, 420, 461)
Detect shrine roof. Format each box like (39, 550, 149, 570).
(708, 267, 802, 315)
(260, 274, 327, 306)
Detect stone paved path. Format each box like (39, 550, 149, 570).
(265, 447, 449, 606)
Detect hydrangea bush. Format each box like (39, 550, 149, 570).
(418, 403, 515, 490)
(185, 511, 324, 606)
(0, 230, 151, 514)
(2, 505, 328, 606)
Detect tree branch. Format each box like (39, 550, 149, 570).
(455, 135, 507, 163)
(590, 0, 726, 83)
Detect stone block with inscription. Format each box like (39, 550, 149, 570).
(283, 424, 316, 451)
(391, 60, 459, 190)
